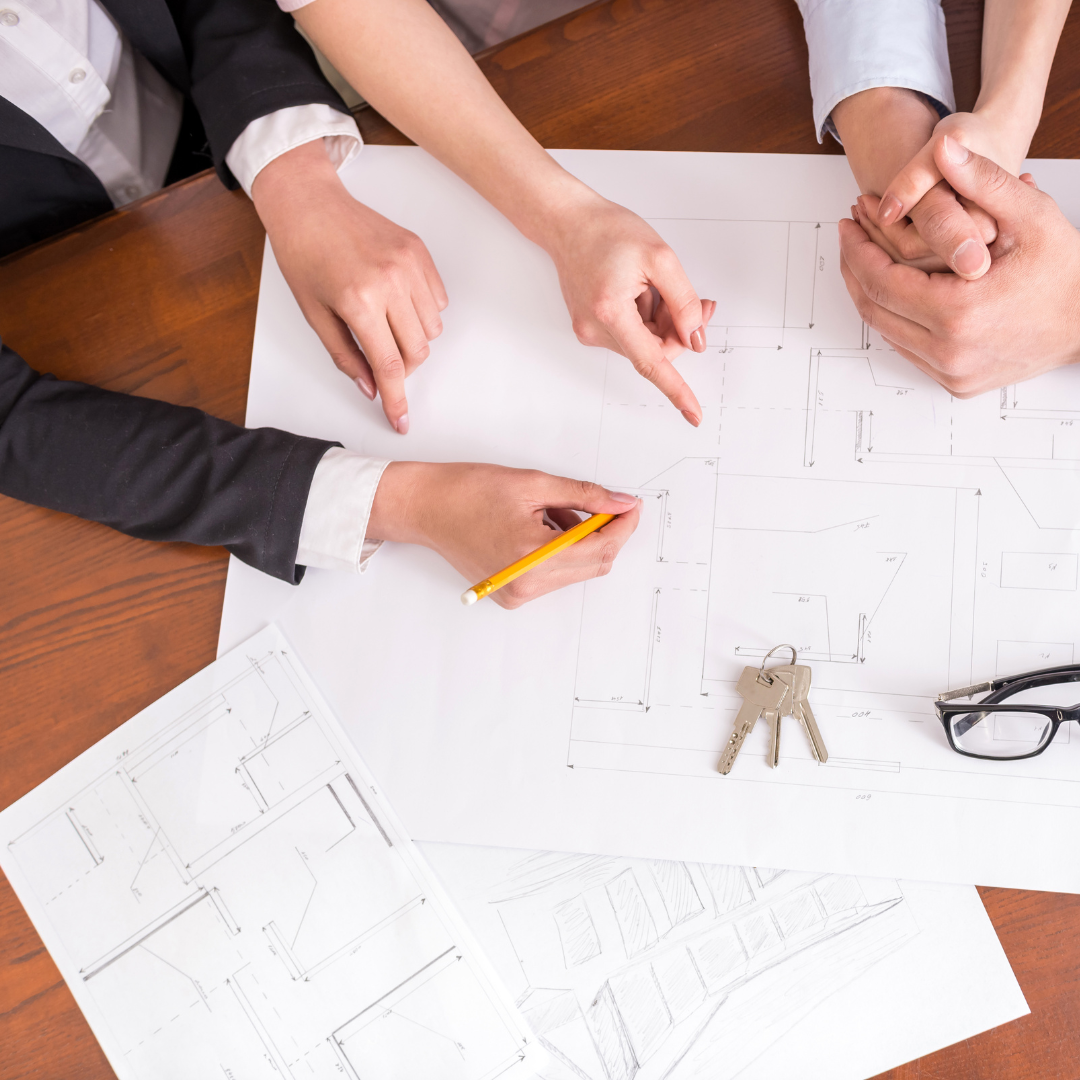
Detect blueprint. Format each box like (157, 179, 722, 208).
(418, 843, 1027, 1080)
(0, 626, 539, 1080)
(220, 148, 1080, 891)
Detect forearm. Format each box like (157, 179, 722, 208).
(0, 341, 335, 582)
(292, 0, 593, 252)
(975, 0, 1071, 159)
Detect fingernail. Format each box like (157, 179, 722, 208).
(851, 204, 860, 223)
(878, 194, 903, 226)
(681, 409, 701, 427)
(690, 326, 706, 352)
(355, 377, 376, 401)
(953, 239, 990, 278)
(610, 491, 637, 504)
(943, 134, 971, 165)
(395, 412, 410, 434)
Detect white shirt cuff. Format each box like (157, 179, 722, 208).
(277, 0, 316, 10)
(224, 103, 362, 196)
(795, 0, 956, 144)
(296, 448, 391, 574)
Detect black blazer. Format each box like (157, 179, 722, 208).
(0, 339, 339, 582)
(0, 0, 349, 257)
(0, 0, 352, 581)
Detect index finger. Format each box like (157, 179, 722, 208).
(346, 313, 410, 434)
(606, 303, 703, 425)
(838, 218, 953, 330)
(878, 139, 942, 226)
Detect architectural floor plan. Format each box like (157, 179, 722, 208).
(220, 148, 1080, 891)
(0, 627, 537, 1080)
(570, 213, 1080, 790)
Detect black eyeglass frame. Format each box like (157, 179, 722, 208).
(935, 664, 1080, 761)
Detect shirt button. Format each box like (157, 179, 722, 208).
(69, 68, 86, 83)
(0, 10, 19, 25)
(124, 185, 140, 198)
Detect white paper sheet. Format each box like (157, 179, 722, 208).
(0, 626, 540, 1080)
(416, 843, 1028, 1080)
(220, 148, 1080, 891)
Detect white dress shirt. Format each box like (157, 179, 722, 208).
(795, 0, 955, 143)
(1, 0, 387, 574)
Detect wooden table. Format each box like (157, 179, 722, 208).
(2, 1, 1080, 1076)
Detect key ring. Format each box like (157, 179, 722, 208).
(758, 644, 798, 684)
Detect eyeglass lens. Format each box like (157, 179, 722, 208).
(950, 711, 1057, 758)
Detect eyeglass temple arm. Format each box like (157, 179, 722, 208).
(938, 665, 1080, 703)
(938, 681, 993, 702)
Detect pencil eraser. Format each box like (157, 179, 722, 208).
(461, 589, 479, 606)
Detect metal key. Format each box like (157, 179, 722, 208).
(717, 666, 791, 774)
(769, 664, 829, 764)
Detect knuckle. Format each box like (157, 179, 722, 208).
(650, 244, 680, 276)
(502, 578, 536, 606)
(938, 310, 973, 343)
(343, 286, 378, 316)
(576, 479, 603, 503)
(864, 278, 892, 310)
(896, 232, 924, 260)
(372, 352, 405, 379)
(593, 540, 620, 577)
(633, 357, 661, 382)
(571, 315, 600, 344)
(405, 339, 430, 362)
(917, 204, 961, 244)
(328, 350, 355, 374)
(591, 298, 621, 326)
(974, 158, 1011, 200)
(933, 342, 970, 377)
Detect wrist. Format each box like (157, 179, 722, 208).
(250, 139, 340, 223)
(366, 461, 433, 546)
(505, 165, 606, 255)
(831, 87, 939, 195)
(969, 98, 1040, 171)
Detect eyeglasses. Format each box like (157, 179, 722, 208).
(936, 664, 1080, 760)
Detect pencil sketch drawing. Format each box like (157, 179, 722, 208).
(477, 851, 918, 1080)
(2, 629, 534, 1080)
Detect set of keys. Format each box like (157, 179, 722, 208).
(718, 645, 829, 774)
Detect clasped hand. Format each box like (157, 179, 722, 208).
(840, 134, 1080, 396)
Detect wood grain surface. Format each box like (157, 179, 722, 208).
(2, 1, 1080, 1077)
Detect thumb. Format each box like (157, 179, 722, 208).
(543, 477, 640, 516)
(934, 135, 1035, 227)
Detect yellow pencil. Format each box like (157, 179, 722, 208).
(461, 513, 616, 605)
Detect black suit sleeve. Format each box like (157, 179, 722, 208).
(164, 0, 351, 187)
(0, 339, 339, 583)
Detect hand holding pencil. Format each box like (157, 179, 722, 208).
(366, 462, 641, 610)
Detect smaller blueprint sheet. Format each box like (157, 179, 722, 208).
(419, 844, 1028, 1080)
(0, 626, 539, 1080)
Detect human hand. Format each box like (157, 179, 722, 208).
(251, 140, 448, 434)
(864, 108, 1032, 278)
(839, 135, 1080, 397)
(831, 88, 997, 277)
(367, 461, 641, 608)
(541, 191, 716, 426)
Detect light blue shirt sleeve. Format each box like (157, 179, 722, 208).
(795, 0, 956, 143)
